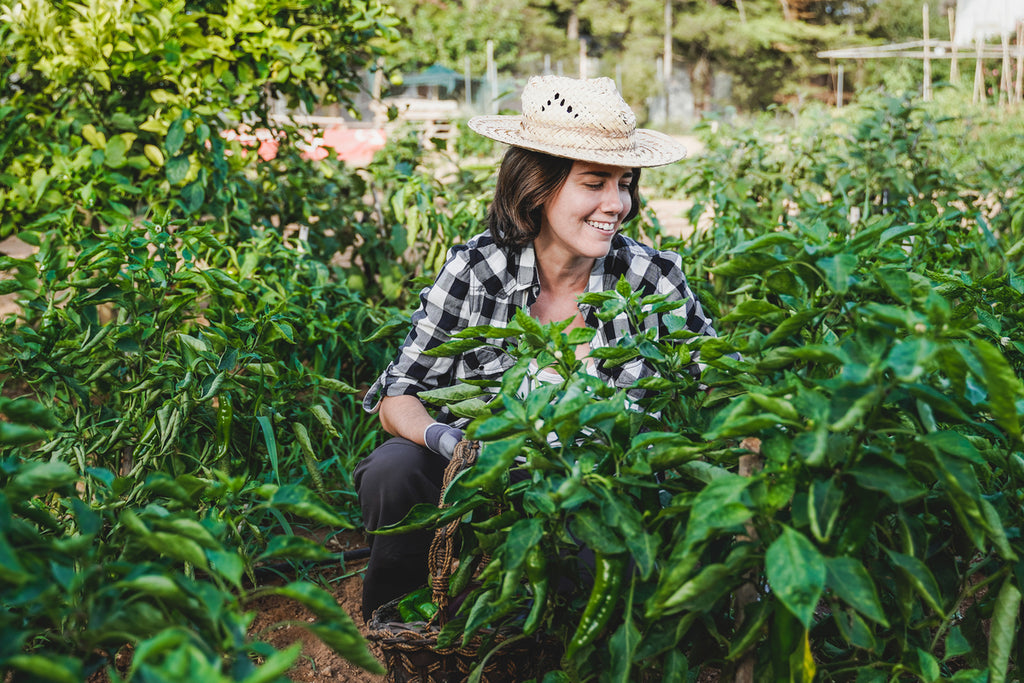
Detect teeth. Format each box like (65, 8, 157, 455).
(586, 220, 615, 233)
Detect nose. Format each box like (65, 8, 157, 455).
(601, 185, 625, 215)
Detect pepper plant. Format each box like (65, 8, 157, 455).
(379, 171, 1024, 682)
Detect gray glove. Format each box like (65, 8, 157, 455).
(423, 422, 464, 460)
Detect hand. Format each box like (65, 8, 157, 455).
(423, 422, 464, 460)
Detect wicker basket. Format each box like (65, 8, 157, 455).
(367, 440, 561, 682)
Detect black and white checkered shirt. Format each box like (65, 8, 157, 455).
(363, 231, 718, 427)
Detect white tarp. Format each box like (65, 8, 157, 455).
(954, 0, 1024, 45)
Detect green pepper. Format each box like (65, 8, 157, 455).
(565, 552, 626, 661)
(523, 545, 549, 635)
(397, 586, 438, 622)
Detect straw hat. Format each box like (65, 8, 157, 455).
(468, 75, 686, 168)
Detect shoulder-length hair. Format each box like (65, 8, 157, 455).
(486, 147, 642, 248)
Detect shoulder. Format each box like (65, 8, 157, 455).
(438, 232, 520, 297)
(605, 233, 686, 294)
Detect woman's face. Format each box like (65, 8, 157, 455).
(537, 160, 634, 261)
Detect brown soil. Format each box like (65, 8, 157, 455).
(246, 549, 388, 683)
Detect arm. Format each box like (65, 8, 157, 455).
(380, 394, 465, 459)
(379, 394, 435, 444)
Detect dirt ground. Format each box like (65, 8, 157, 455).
(246, 544, 389, 683)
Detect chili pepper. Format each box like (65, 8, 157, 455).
(565, 551, 626, 662)
(217, 394, 233, 449)
(523, 544, 549, 635)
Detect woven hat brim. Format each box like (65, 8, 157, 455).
(468, 115, 686, 168)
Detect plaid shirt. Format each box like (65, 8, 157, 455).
(363, 231, 718, 426)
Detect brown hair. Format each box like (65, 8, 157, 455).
(486, 147, 642, 248)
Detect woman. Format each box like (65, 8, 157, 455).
(355, 75, 719, 619)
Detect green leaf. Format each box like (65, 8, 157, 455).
(422, 338, 490, 357)
(884, 549, 945, 615)
(849, 460, 926, 504)
(0, 531, 30, 584)
(609, 619, 641, 682)
(570, 508, 627, 555)
(988, 578, 1021, 683)
(5, 655, 82, 683)
(944, 626, 971, 660)
(766, 527, 826, 628)
(259, 535, 334, 562)
(970, 339, 1023, 440)
(461, 436, 525, 492)
(165, 154, 189, 185)
(207, 549, 244, 589)
(655, 562, 733, 614)
(710, 253, 782, 277)
(166, 117, 187, 156)
(268, 484, 352, 528)
(7, 461, 77, 500)
(201, 267, 246, 294)
(816, 253, 858, 293)
(256, 415, 280, 484)
(913, 648, 940, 682)
(825, 557, 888, 626)
(418, 383, 485, 403)
(807, 477, 842, 542)
(273, 582, 385, 675)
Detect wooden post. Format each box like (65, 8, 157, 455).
(1017, 20, 1024, 103)
(664, 0, 672, 121)
(837, 61, 844, 108)
(464, 56, 472, 110)
(974, 35, 985, 103)
(486, 40, 498, 114)
(922, 3, 932, 101)
(579, 38, 587, 79)
(948, 7, 959, 84)
(1002, 32, 1013, 105)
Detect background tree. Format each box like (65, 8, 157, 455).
(0, 0, 398, 241)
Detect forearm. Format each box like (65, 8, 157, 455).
(379, 394, 436, 444)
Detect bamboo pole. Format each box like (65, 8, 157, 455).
(948, 7, 959, 84)
(922, 3, 932, 101)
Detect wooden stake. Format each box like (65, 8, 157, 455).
(948, 7, 959, 84)
(922, 3, 932, 101)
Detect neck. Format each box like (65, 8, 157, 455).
(533, 237, 594, 296)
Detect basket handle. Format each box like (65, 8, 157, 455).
(426, 439, 480, 623)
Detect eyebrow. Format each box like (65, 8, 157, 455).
(576, 170, 634, 181)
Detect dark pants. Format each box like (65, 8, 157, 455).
(354, 437, 447, 621)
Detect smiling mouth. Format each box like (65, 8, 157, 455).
(586, 220, 616, 234)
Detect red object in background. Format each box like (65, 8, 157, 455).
(224, 126, 387, 166)
(315, 128, 387, 166)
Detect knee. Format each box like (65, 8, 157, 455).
(355, 438, 445, 528)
